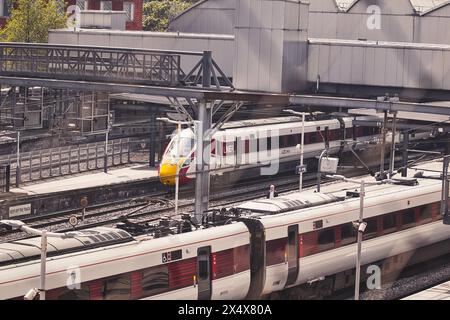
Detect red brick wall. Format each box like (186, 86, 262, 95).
(125, 0, 143, 31)
(0, 16, 7, 28)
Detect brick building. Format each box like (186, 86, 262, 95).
(0, 0, 143, 30)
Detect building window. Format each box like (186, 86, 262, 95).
(101, 0, 113, 11)
(77, 0, 88, 10)
(124, 2, 135, 21)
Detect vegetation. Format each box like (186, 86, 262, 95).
(143, 0, 192, 32)
(1, 0, 68, 43)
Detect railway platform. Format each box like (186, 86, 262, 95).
(10, 164, 158, 195)
(0, 164, 162, 220)
(403, 281, 450, 300)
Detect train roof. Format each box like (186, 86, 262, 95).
(241, 159, 445, 230)
(236, 192, 342, 214)
(0, 227, 133, 266)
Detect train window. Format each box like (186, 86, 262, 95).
(266, 238, 288, 265)
(382, 213, 397, 234)
(401, 209, 416, 229)
(103, 274, 131, 300)
(49, 283, 91, 300)
(346, 127, 353, 139)
(300, 231, 317, 257)
(363, 218, 377, 240)
(317, 228, 335, 252)
(309, 132, 317, 144)
(341, 223, 356, 246)
(280, 135, 288, 148)
(419, 205, 433, 224)
(198, 249, 210, 281)
(258, 137, 271, 152)
(244, 140, 250, 153)
(141, 265, 169, 297)
(287, 134, 299, 148)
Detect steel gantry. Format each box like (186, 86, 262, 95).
(0, 42, 287, 221)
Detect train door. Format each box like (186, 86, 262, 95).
(241, 218, 266, 299)
(286, 225, 299, 286)
(197, 246, 212, 300)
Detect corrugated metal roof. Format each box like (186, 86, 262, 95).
(333, 0, 450, 14)
(334, 0, 359, 12)
(410, 0, 450, 14)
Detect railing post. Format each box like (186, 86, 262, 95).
(15, 131, 20, 188)
(119, 139, 124, 164)
(5, 164, 10, 193)
(49, 148, 53, 177)
(39, 150, 42, 179)
(58, 147, 62, 176)
(111, 139, 115, 166)
(77, 147, 81, 173)
(127, 138, 131, 163)
(95, 143, 99, 169)
(29, 151, 32, 181)
(68, 146, 72, 174)
(86, 145, 90, 171)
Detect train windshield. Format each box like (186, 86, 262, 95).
(166, 129, 195, 158)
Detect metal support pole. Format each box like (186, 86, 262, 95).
(379, 111, 387, 177)
(39, 150, 42, 179)
(389, 112, 397, 178)
(149, 112, 156, 167)
(299, 113, 305, 192)
(174, 122, 181, 218)
(40, 230, 47, 300)
(58, 147, 62, 175)
(127, 138, 131, 163)
(355, 181, 365, 300)
(95, 143, 99, 169)
(15, 131, 20, 187)
(442, 156, 450, 225)
(28, 151, 32, 181)
(194, 100, 212, 223)
(317, 149, 328, 192)
(104, 131, 109, 173)
(402, 132, 409, 177)
(202, 51, 212, 88)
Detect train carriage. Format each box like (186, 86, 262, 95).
(158, 116, 383, 186)
(0, 223, 251, 300)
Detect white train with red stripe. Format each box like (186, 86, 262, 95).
(1, 159, 450, 300)
(158, 116, 384, 186)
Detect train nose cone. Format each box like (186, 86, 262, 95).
(159, 162, 178, 186)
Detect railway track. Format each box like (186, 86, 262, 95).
(0, 171, 320, 241)
(0, 154, 438, 242)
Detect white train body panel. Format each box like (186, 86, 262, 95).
(0, 223, 251, 300)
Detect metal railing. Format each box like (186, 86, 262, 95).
(0, 138, 149, 185)
(0, 43, 233, 89)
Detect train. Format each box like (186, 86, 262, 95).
(1, 158, 450, 300)
(158, 115, 385, 186)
